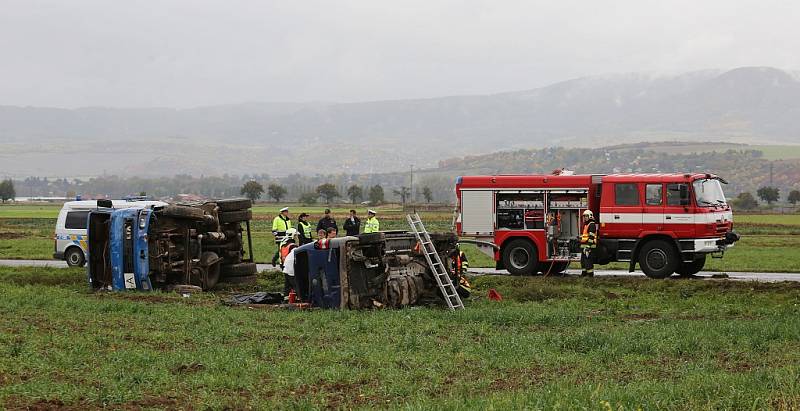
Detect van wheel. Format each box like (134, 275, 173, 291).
(676, 255, 706, 277)
(502, 239, 538, 276)
(639, 240, 678, 279)
(65, 247, 85, 267)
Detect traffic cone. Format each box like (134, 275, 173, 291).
(488, 288, 503, 301)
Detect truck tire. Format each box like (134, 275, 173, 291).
(358, 232, 384, 245)
(160, 205, 206, 220)
(221, 262, 258, 277)
(638, 240, 679, 279)
(219, 274, 258, 285)
(216, 198, 252, 211)
(200, 252, 221, 290)
(219, 209, 252, 224)
(676, 255, 706, 277)
(502, 239, 538, 276)
(65, 247, 85, 268)
(544, 261, 569, 275)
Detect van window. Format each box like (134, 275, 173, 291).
(645, 184, 662, 206)
(615, 184, 640, 206)
(65, 211, 90, 229)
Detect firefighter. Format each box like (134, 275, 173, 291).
(450, 244, 472, 297)
(297, 213, 313, 245)
(271, 207, 292, 267)
(363, 210, 380, 233)
(452, 244, 469, 275)
(580, 209, 598, 277)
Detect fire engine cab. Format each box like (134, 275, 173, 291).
(455, 173, 740, 279)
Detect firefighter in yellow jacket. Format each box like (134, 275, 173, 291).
(271, 207, 292, 266)
(363, 209, 380, 233)
(580, 209, 598, 277)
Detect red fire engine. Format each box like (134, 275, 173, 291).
(455, 172, 740, 278)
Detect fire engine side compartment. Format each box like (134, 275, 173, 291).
(456, 175, 599, 265)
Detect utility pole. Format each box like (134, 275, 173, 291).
(770, 162, 774, 186)
(410, 164, 414, 204)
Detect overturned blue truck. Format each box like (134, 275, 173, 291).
(87, 198, 467, 309)
(87, 198, 257, 291)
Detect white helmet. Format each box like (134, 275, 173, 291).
(583, 210, 594, 219)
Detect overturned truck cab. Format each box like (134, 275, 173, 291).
(87, 198, 256, 291)
(292, 231, 466, 309)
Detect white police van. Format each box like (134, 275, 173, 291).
(54, 199, 166, 267)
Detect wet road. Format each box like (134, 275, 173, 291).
(2, 259, 798, 282)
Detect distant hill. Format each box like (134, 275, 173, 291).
(2, 66, 800, 178)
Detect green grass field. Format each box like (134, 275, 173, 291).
(1, 266, 799, 409)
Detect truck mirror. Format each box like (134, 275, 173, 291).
(97, 199, 113, 208)
(679, 185, 690, 206)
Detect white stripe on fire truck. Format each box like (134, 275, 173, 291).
(599, 211, 732, 225)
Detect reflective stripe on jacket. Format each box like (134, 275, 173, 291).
(363, 217, 380, 233)
(298, 220, 313, 240)
(272, 215, 292, 232)
(580, 221, 597, 248)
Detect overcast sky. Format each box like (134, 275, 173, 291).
(1, 0, 799, 108)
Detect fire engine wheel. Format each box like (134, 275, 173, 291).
(544, 261, 569, 275)
(218, 209, 252, 224)
(65, 247, 85, 267)
(639, 240, 679, 279)
(676, 255, 706, 277)
(221, 262, 258, 277)
(502, 239, 538, 276)
(219, 274, 258, 285)
(215, 198, 252, 211)
(160, 205, 206, 220)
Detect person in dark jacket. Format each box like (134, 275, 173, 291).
(343, 209, 361, 236)
(316, 208, 338, 232)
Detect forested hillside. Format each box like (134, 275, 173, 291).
(13, 144, 799, 204)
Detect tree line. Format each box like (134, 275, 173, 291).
(240, 181, 433, 205)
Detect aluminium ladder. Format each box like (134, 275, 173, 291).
(406, 213, 465, 310)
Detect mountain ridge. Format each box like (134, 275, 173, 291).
(1, 66, 799, 177)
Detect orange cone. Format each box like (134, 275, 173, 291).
(488, 289, 503, 301)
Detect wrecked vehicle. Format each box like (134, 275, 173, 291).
(292, 230, 467, 309)
(87, 198, 256, 291)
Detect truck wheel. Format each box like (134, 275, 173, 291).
(358, 232, 384, 245)
(219, 209, 252, 224)
(638, 240, 678, 279)
(221, 262, 258, 277)
(160, 205, 206, 220)
(502, 239, 538, 276)
(676, 255, 706, 277)
(65, 247, 85, 267)
(220, 274, 258, 285)
(200, 252, 221, 290)
(544, 261, 569, 275)
(215, 198, 252, 211)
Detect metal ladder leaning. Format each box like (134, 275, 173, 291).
(406, 213, 465, 310)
